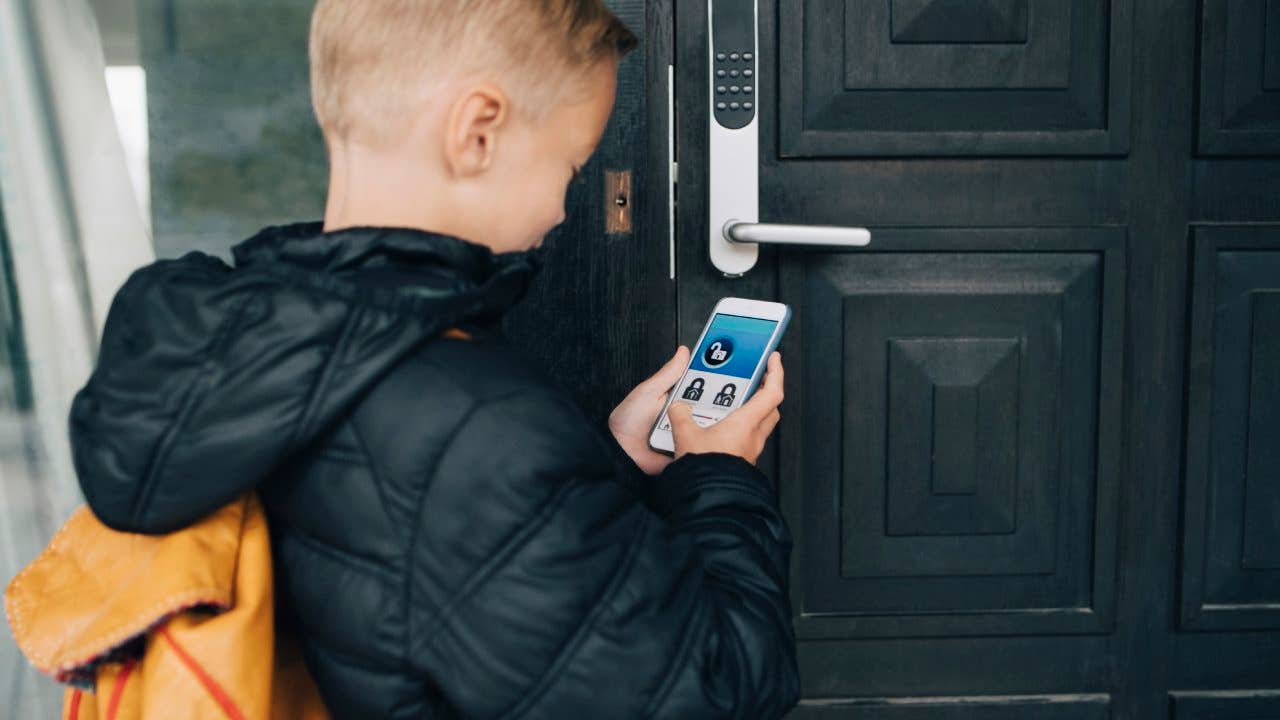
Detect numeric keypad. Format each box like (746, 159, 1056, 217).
(713, 46, 755, 128)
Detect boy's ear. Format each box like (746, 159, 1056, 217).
(443, 82, 509, 178)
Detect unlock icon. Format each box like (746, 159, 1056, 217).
(702, 337, 733, 367)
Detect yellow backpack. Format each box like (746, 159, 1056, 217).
(5, 492, 329, 719)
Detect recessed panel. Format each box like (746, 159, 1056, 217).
(853, 2, 1064, 88)
(839, 287, 1063, 580)
(1182, 226, 1280, 630)
(779, 0, 1132, 156)
(788, 228, 1125, 639)
(1198, 0, 1280, 154)
(891, 0, 1030, 44)
(886, 337, 1020, 537)
(1243, 292, 1280, 570)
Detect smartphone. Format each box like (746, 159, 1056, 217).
(648, 297, 791, 455)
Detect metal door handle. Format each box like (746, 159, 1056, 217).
(706, 0, 871, 275)
(723, 220, 872, 247)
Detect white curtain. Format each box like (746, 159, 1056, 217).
(0, 0, 154, 713)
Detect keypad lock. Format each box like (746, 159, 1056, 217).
(712, 53, 754, 128)
(708, 0, 760, 275)
(710, 0, 756, 130)
(706, 0, 871, 276)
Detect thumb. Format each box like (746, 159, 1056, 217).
(649, 345, 690, 390)
(667, 400, 696, 433)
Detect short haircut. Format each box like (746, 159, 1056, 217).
(310, 0, 639, 148)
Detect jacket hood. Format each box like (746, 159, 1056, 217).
(70, 221, 541, 533)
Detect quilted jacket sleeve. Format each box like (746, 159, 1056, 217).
(408, 388, 800, 719)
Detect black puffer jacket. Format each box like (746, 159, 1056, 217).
(69, 221, 800, 719)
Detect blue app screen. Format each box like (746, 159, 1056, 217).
(657, 313, 778, 433)
(690, 314, 778, 378)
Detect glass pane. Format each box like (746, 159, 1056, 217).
(92, 0, 326, 261)
(0, 1, 326, 710)
(0, 175, 62, 720)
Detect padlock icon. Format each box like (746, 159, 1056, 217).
(703, 337, 734, 367)
(713, 383, 737, 407)
(682, 377, 705, 401)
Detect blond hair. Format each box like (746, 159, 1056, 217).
(310, 0, 638, 147)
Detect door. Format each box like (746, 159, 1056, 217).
(668, 1, 1280, 716)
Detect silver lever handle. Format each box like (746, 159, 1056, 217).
(723, 220, 872, 247)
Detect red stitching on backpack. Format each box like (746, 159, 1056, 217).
(105, 659, 137, 720)
(158, 626, 246, 720)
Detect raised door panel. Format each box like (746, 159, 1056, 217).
(778, 0, 1132, 156)
(1181, 225, 1280, 631)
(780, 228, 1125, 641)
(1197, 0, 1280, 155)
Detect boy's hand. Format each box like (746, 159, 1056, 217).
(608, 345, 692, 475)
(667, 351, 783, 465)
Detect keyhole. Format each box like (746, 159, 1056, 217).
(615, 194, 628, 207)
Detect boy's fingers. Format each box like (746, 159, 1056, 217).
(667, 400, 695, 432)
(764, 352, 784, 396)
(648, 346, 690, 391)
(739, 352, 785, 420)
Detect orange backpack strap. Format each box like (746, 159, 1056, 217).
(441, 327, 472, 341)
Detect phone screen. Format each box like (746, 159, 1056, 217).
(656, 313, 779, 431)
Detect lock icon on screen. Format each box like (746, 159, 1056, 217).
(713, 383, 737, 407)
(682, 378, 705, 401)
(703, 336, 734, 369)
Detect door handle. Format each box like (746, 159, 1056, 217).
(723, 220, 872, 248)
(707, 0, 873, 276)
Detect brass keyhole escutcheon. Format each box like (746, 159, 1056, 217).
(605, 169, 632, 234)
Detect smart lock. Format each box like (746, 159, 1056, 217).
(707, 0, 760, 276)
(707, 0, 872, 276)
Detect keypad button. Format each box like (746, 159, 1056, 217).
(717, 85, 726, 93)
(729, 52, 739, 60)
(743, 85, 752, 93)
(730, 102, 740, 109)
(744, 52, 753, 61)
(743, 69, 753, 77)
(729, 85, 739, 93)
(743, 101, 753, 109)
(729, 69, 739, 77)
(716, 101, 727, 110)
(716, 52, 726, 60)
(716, 69, 726, 77)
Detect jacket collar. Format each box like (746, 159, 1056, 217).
(228, 220, 544, 321)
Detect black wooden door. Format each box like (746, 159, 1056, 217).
(668, 1, 1280, 716)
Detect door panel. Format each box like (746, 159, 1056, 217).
(1182, 227, 1280, 633)
(670, 0, 1279, 715)
(782, 229, 1124, 641)
(778, 1, 1131, 157)
(1166, 0, 1280, 706)
(1196, 0, 1280, 154)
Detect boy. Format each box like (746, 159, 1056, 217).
(69, 0, 800, 717)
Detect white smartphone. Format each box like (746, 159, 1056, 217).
(648, 297, 792, 455)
